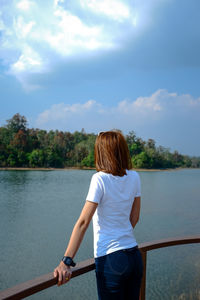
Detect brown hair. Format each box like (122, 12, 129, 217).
(95, 131, 132, 176)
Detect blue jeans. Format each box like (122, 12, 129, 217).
(95, 246, 143, 300)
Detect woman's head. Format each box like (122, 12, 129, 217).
(95, 130, 132, 176)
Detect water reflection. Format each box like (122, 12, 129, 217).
(0, 170, 30, 186)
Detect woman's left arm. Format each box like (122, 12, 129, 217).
(129, 196, 141, 228)
(54, 200, 97, 285)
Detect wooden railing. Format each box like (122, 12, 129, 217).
(0, 235, 200, 300)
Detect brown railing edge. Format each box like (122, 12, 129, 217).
(138, 235, 200, 252)
(0, 258, 95, 300)
(0, 235, 200, 300)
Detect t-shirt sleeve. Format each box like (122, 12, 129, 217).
(86, 173, 103, 204)
(135, 172, 141, 197)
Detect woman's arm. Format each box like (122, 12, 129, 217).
(129, 196, 141, 228)
(54, 200, 98, 286)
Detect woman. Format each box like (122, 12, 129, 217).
(54, 131, 143, 299)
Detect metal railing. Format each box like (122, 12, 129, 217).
(0, 235, 200, 300)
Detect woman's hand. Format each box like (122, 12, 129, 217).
(54, 261, 72, 286)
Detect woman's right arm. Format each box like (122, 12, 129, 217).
(54, 200, 97, 286)
(129, 196, 141, 228)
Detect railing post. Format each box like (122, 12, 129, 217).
(140, 250, 147, 300)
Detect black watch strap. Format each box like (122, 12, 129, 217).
(62, 256, 76, 267)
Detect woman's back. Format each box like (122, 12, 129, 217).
(86, 170, 141, 257)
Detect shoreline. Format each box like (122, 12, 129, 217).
(0, 167, 199, 172)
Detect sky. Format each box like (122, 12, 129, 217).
(0, 0, 200, 156)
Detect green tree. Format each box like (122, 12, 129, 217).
(45, 149, 63, 167)
(132, 151, 153, 168)
(7, 152, 18, 167)
(6, 113, 27, 134)
(36, 129, 48, 149)
(0, 127, 9, 166)
(73, 143, 89, 165)
(171, 151, 184, 167)
(81, 149, 95, 167)
(146, 138, 156, 150)
(28, 150, 45, 167)
(11, 130, 28, 151)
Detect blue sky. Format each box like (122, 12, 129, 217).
(0, 0, 200, 156)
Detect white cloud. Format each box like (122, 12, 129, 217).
(37, 100, 101, 126)
(0, 0, 159, 88)
(16, 0, 34, 11)
(35, 89, 200, 155)
(14, 16, 35, 39)
(80, 0, 130, 22)
(117, 90, 163, 115)
(10, 45, 42, 73)
(6, 44, 45, 90)
(45, 7, 107, 55)
(7, 44, 45, 90)
(36, 89, 200, 128)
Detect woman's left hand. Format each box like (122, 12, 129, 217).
(54, 261, 72, 286)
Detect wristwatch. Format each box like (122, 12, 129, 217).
(62, 256, 76, 267)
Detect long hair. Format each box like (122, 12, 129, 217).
(95, 131, 132, 176)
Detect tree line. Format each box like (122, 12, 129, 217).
(0, 113, 199, 169)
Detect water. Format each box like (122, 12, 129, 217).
(0, 169, 200, 299)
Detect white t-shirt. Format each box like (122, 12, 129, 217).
(86, 170, 141, 258)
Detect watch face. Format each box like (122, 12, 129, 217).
(62, 256, 72, 266)
(66, 258, 71, 265)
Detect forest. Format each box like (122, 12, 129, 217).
(0, 113, 200, 169)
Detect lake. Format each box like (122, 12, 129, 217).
(0, 169, 200, 299)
